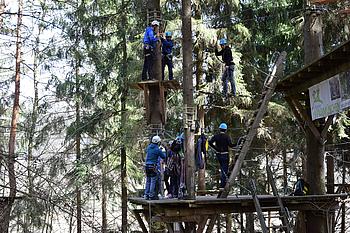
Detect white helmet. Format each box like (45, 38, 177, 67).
(152, 135, 161, 144)
(151, 20, 160, 26)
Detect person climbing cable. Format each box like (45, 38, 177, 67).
(215, 38, 236, 97)
(209, 123, 236, 188)
(142, 20, 160, 81)
(144, 135, 166, 200)
(161, 31, 174, 80)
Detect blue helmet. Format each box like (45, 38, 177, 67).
(165, 31, 172, 37)
(219, 123, 228, 130)
(219, 38, 227, 45)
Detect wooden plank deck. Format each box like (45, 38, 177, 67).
(130, 79, 181, 90)
(129, 193, 348, 219)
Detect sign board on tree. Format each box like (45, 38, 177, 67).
(309, 71, 350, 120)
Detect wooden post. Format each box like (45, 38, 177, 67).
(182, 0, 195, 199)
(225, 214, 232, 233)
(341, 151, 346, 233)
(326, 154, 334, 194)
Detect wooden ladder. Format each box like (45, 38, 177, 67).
(266, 165, 291, 233)
(205, 51, 287, 233)
(250, 166, 291, 233)
(219, 51, 287, 198)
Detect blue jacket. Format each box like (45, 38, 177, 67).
(161, 38, 173, 55)
(143, 26, 159, 49)
(145, 143, 166, 165)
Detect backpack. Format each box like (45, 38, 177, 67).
(293, 178, 310, 196)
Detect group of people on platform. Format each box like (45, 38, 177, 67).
(143, 122, 237, 200)
(142, 20, 236, 97)
(142, 20, 174, 81)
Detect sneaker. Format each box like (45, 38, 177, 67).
(149, 196, 159, 200)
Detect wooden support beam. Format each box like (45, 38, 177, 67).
(310, 0, 339, 4)
(196, 216, 209, 233)
(167, 223, 175, 233)
(285, 96, 306, 132)
(184, 222, 196, 233)
(290, 98, 322, 142)
(152, 215, 202, 223)
(132, 209, 149, 233)
(144, 86, 150, 123)
(179, 222, 186, 233)
(321, 115, 335, 139)
(205, 215, 217, 233)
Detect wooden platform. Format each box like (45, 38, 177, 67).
(129, 193, 348, 223)
(311, 0, 339, 4)
(276, 39, 350, 96)
(131, 79, 181, 91)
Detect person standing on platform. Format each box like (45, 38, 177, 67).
(161, 31, 174, 80)
(208, 123, 236, 188)
(142, 20, 160, 81)
(144, 135, 166, 200)
(215, 38, 236, 97)
(164, 139, 182, 198)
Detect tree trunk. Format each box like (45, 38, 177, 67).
(25, 14, 44, 232)
(101, 148, 107, 233)
(147, 0, 161, 81)
(75, 62, 82, 233)
(1, 0, 22, 232)
(0, 0, 4, 25)
(303, 3, 326, 233)
(195, 36, 206, 193)
(182, 0, 195, 199)
(121, 0, 128, 230)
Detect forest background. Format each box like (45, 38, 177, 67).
(1, 0, 350, 232)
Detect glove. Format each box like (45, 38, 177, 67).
(159, 146, 166, 153)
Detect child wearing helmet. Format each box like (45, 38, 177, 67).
(208, 122, 236, 188)
(215, 38, 236, 97)
(142, 20, 160, 81)
(144, 135, 166, 200)
(161, 31, 174, 80)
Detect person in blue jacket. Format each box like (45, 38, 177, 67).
(161, 31, 174, 80)
(144, 135, 166, 200)
(215, 38, 236, 97)
(142, 20, 160, 81)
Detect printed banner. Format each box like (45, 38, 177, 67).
(309, 72, 350, 120)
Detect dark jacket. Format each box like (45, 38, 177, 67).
(145, 143, 166, 165)
(143, 26, 159, 49)
(161, 38, 173, 55)
(215, 46, 234, 66)
(209, 132, 235, 153)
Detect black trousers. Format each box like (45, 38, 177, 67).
(142, 48, 154, 80)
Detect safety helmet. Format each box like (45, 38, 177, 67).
(165, 31, 172, 37)
(219, 123, 228, 130)
(151, 20, 160, 26)
(152, 135, 161, 144)
(219, 38, 227, 45)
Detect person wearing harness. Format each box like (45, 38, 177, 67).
(144, 135, 166, 200)
(161, 31, 174, 80)
(209, 123, 236, 188)
(215, 38, 236, 97)
(142, 20, 160, 81)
